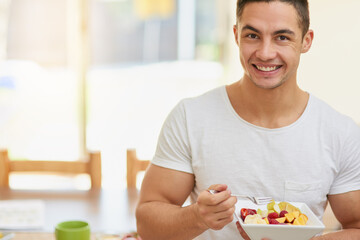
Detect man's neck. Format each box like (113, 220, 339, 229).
(226, 79, 309, 129)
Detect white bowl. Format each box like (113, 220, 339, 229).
(234, 200, 325, 240)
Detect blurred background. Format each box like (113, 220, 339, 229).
(0, 0, 359, 190)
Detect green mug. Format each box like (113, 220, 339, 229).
(55, 220, 90, 240)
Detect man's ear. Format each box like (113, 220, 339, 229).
(233, 24, 240, 46)
(301, 29, 314, 53)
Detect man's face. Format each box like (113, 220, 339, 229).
(233, 1, 313, 89)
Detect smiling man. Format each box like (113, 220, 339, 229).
(136, 1, 360, 239)
(235, 2, 309, 89)
(228, 0, 313, 129)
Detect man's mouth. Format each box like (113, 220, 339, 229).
(253, 64, 282, 72)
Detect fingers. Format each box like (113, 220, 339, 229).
(204, 184, 233, 206)
(196, 184, 237, 231)
(205, 189, 232, 206)
(236, 221, 251, 240)
(209, 183, 228, 193)
(214, 196, 237, 214)
(198, 188, 236, 213)
(197, 197, 236, 224)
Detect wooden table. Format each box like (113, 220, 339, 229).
(0, 188, 139, 234)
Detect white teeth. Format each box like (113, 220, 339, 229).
(255, 65, 278, 72)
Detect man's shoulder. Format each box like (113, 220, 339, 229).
(178, 86, 227, 113)
(167, 86, 226, 118)
(182, 85, 225, 104)
(310, 94, 352, 120)
(309, 94, 359, 132)
(168, 85, 229, 122)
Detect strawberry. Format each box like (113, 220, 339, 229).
(279, 210, 288, 218)
(268, 218, 280, 224)
(248, 209, 257, 215)
(240, 208, 257, 221)
(267, 212, 279, 219)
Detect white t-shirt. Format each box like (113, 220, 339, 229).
(152, 86, 360, 240)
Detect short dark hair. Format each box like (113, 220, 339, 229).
(236, 0, 310, 38)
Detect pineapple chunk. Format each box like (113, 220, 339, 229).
(276, 217, 286, 223)
(298, 214, 308, 225)
(292, 211, 300, 219)
(285, 203, 300, 213)
(300, 213, 308, 222)
(285, 213, 294, 223)
(293, 218, 301, 225)
(278, 202, 287, 211)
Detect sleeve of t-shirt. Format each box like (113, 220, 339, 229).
(151, 100, 193, 174)
(329, 120, 360, 195)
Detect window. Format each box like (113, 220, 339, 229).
(0, 0, 229, 190)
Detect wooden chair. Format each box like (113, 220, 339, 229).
(0, 149, 101, 189)
(126, 149, 150, 188)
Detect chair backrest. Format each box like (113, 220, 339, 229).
(0, 149, 101, 189)
(126, 149, 150, 188)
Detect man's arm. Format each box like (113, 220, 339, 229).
(136, 164, 236, 240)
(313, 190, 360, 240)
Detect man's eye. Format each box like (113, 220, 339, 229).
(247, 33, 258, 39)
(278, 35, 288, 41)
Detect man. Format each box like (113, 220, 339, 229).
(136, 0, 360, 239)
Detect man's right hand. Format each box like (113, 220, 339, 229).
(195, 184, 237, 231)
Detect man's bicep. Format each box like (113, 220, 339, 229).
(328, 190, 360, 229)
(138, 164, 195, 206)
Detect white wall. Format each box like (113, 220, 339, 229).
(299, 0, 360, 123)
(225, 0, 360, 123)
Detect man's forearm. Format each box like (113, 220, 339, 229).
(136, 201, 208, 240)
(314, 229, 360, 240)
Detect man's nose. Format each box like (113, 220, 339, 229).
(255, 40, 277, 61)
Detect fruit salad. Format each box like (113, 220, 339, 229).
(240, 200, 309, 225)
